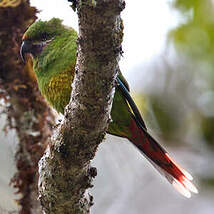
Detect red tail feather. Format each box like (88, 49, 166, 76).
(128, 118, 198, 198)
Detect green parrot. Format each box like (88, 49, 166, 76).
(20, 18, 198, 198)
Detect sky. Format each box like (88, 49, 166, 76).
(30, 0, 179, 76)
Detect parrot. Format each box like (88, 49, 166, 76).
(20, 18, 198, 198)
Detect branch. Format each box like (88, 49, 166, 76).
(38, 0, 125, 213)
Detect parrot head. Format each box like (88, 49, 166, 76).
(20, 18, 64, 62)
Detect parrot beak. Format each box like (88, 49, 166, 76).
(20, 40, 33, 63)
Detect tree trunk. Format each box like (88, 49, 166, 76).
(0, 1, 55, 213)
(38, 0, 125, 213)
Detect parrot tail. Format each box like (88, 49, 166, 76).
(128, 117, 198, 198)
(116, 76, 198, 198)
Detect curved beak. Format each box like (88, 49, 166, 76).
(20, 40, 33, 63)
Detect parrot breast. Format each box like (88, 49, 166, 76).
(42, 71, 74, 114)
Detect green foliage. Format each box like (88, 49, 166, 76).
(169, 0, 214, 187)
(172, 0, 198, 11)
(201, 177, 214, 187)
(170, 0, 214, 146)
(150, 95, 179, 141)
(170, 0, 214, 61)
(201, 116, 214, 148)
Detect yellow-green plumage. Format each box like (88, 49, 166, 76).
(43, 72, 73, 114)
(21, 18, 198, 197)
(29, 19, 77, 114)
(24, 18, 132, 137)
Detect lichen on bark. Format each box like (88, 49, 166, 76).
(38, 0, 125, 213)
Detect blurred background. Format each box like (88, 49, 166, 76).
(1, 0, 214, 213)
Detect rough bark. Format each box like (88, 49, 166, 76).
(0, 1, 55, 214)
(38, 0, 125, 213)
